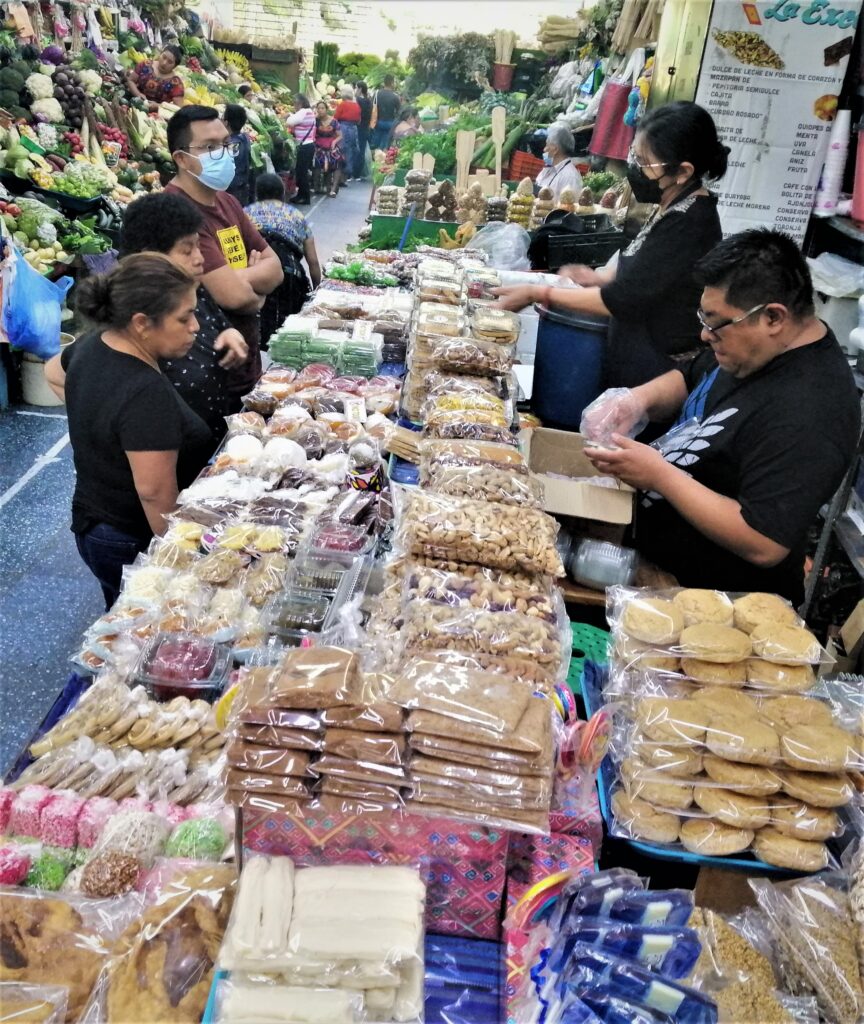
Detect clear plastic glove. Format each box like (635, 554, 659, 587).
(559, 264, 601, 287)
(580, 388, 648, 448)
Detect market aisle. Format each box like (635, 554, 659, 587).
(303, 179, 372, 265)
(0, 407, 103, 773)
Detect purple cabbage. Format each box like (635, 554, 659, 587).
(40, 44, 65, 64)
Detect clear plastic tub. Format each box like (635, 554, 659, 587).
(265, 591, 331, 634)
(290, 554, 351, 594)
(135, 632, 232, 702)
(306, 522, 375, 557)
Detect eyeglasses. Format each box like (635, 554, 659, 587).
(185, 141, 240, 160)
(697, 303, 766, 341)
(627, 146, 667, 170)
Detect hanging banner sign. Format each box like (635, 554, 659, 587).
(694, 0, 860, 242)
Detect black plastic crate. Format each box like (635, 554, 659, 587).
(547, 230, 625, 271)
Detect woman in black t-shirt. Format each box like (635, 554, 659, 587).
(496, 102, 728, 389)
(44, 254, 213, 608)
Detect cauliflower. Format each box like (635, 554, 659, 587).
(26, 73, 54, 99)
(36, 122, 58, 149)
(30, 97, 64, 122)
(78, 69, 102, 95)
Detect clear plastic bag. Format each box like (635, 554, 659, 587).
(227, 741, 312, 777)
(404, 559, 556, 620)
(420, 460, 542, 507)
(419, 437, 528, 478)
(408, 732, 552, 776)
(406, 694, 551, 754)
(398, 490, 564, 577)
(469, 222, 531, 271)
(580, 387, 649, 448)
(267, 647, 362, 710)
(423, 407, 516, 446)
(0, 982, 68, 1024)
(321, 727, 405, 766)
(471, 307, 520, 345)
(215, 978, 364, 1023)
(426, 334, 515, 378)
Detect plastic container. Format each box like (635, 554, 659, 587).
(135, 632, 232, 702)
(492, 61, 516, 91)
(533, 303, 607, 430)
(265, 591, 330, 635)
(306, 522, 374, 556)
(290, 554, 351, 594)
(569, 540, 638, 590)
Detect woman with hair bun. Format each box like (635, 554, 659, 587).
(496, 101, 729, 388)
(43, 254, 212, 608)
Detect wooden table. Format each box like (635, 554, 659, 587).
(557, 563, 678, 609)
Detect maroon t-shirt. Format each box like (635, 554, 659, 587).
(166, 182, 267, 396)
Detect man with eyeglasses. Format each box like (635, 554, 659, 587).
(166, 106, 283, 407)
(583, 229, 860, 603)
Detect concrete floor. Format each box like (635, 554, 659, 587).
(0, 183, 373, 775)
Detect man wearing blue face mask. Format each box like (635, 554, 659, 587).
(166, 105, 283, 404)
(534, 123, 583, 203)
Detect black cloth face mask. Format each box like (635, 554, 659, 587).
(625, 161, 667, 204)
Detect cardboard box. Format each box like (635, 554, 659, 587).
(526, 428, 634, 525)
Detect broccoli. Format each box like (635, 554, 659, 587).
(0, 67, 25, 92)
(11, 60, 33, 79)
(0, 88, 20, 109)
(9, 106, 30, 120)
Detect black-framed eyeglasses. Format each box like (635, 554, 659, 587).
(697, 303, 766, 341)
(185, 141, 240, 160)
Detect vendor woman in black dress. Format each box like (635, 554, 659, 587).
(496, 101, 728, 388)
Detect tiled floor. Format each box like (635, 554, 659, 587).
(0, 184, 373, 774)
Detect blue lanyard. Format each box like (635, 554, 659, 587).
(676, 367, 719, 427)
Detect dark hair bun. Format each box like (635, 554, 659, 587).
(75, 273, 113, 324)
(708, 142, 731, 181)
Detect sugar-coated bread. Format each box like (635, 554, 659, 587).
(622, 598, 684, 645)
(611, 790, 680, 844)
(673, 589, 734, 627)
(752, 826, 829, 871)
(679, 817, 754, 856)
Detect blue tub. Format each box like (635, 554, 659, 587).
(533, 303, 608, 430)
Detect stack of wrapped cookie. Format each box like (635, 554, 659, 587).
(217, 855, 425, 1023)
(605, 587, 863, 871)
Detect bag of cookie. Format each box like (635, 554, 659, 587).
(0, 982, 68, 1024)
(390, 655, 534, 734)
(397, 490, 564, 578)
(427, 334, 515, 378)
(751, 876, 864, 1024)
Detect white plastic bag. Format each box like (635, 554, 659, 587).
(470, 223, 531, 271)
(807, 252, 864, 298)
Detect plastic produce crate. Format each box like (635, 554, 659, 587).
(547, 227, 625, 271)
(509, 150, 545, 180)
(566, 621, 609, 695)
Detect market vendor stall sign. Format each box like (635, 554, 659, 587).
(694, 0, 860, 242)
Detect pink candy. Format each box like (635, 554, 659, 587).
(40, 794, 85, 848)
(77, 797, 119, 848)
(9, 785, 53, 837)
(118, 798, 154, 814)
(0, 846, 31, 885)
(0, 788, 15, 833)
(151, 801, 189, 828)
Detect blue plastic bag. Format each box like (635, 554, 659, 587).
(2, 244, 73, 359)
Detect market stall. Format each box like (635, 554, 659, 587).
(1, 217, 862, 1024)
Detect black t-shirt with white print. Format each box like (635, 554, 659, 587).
(635, 326, 860, 603)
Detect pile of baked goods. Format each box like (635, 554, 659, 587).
(605, 587, 862, 870)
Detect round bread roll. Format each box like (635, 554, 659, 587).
(704, 713, 780, 766)
(681, 658, 746, 688)
(757, 695, 832, 733)
(679, 817, 754, 856)
(679, 624, 751, 664)
(634, 741, 704, 777)
(622, 598, 684, 645)
(621, 758, 695, 810)
(779, 769, 853, 807)
(694, 785, 771, 829)
(733, 593, 798, 634)
(702, 754, 782, 796)
(770, 797, 838, 841)
(692, 687, 759, 718)
(636, 697, 710, 746)
(750, 623, 820, 665)
(616, 637, 681, 673)
(780, 724, 853, 773)
(611, 790, 680, 844)
(673, 589, 734, 627)
(745, 659, 815, 693)
(752, 826, 828, 872)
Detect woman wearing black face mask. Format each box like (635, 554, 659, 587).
(496, 101, 728, 389)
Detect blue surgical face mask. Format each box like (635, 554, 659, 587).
(188, 148, 236, 191)
(543, 151, 554, 166)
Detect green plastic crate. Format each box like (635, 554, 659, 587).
(567, 621, 610, 696)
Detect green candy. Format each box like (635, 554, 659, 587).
(25, 851, 70, 891)
(165, 818, 226, 860)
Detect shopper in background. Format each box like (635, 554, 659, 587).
(583, 229, 860, 604)
(43, 255, 212, 609)
(370, 73, 400, 151)
(126, 44, 185, 108)
(223, 103, 253, 206)
(391, 107, 421, 143)
(333, 84, 362, 183)
(496, 101, 726, 390)
(314, 100, 344, 198)
(355, 81, 373, 179)
(119, 191, 248, 442)
(286, 93, 317, 205)
(246, 173, 320, 344)
(166, 105, 283, 403)
(535, 123, 583, 203)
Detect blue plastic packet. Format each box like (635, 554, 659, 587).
(575, 986, 675, 1024)
(566, 944, 717, 1024)
(605, 889, 694, 927)
(551, 869, 644, 930)
(558, 993, 606, 1024)
(424, 934, 503, 1024)
(550, 919, 701, 980)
